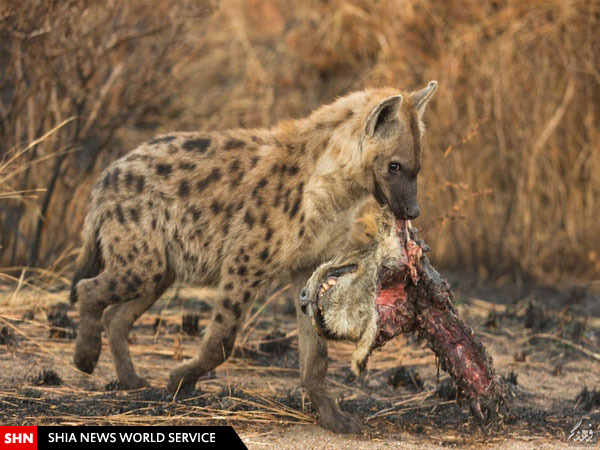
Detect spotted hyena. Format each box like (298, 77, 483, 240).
(70, 81, 438, 434)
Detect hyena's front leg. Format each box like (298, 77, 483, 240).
(294, 285, 363, 434)
(167, 265, 264, 394)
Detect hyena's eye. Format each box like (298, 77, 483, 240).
(388, 162, 401, 174)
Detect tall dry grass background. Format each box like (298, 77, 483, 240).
(1, 0, 599, 284)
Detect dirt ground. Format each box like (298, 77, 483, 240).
(0, 274, 599, 449)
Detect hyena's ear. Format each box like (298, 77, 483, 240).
(412, 80, 438, 119)
(364, 95, 402, 138)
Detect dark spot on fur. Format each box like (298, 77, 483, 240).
(229, 160, 241, 172)
(156, 164, 172, 178)
(192, 208, 202, 222)
(130, 207, 140, 223)
(300, 213, 305, 223)
(265, 228, 273, 241)
(237, 265, 248, 276)
(298, 226, 305, 237)
(215, 313, 223, 323)
(153, 273, 163, 284)
(125, 171, 134, 189)
(254, 269, 265, 277)
(183, 138, 211, 152)
(197, 168, 222, 193)
(108, 280, 117, 292)
(244, 210, 255, 228)
(136, 175, 145, 193)
(250, 156, 259, 168)
(224, 139, 246, 150)
(224, 282, 234, 291)
(210, 201, 221, 214)
(259, 248, 269, 261)
(289, 197, 301, 219)
(288, 165, 299, 176)
(251, 280, 261, 288)
(252, 178, 268, 197)
(178, 180, 190, 197)
(282, 188, 291, 213)
(232, 302, 242, 319)
(164, 209, 171, 221)
(223, 298, 232, 310)
(243, 291, 252, 303)
(149, 135, 176, 145)
(151, 218, 157, 230)
(112, 168, 120, 191)
(102, 172, 111, 189)
(115, 205, 126, 224)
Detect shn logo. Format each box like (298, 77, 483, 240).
(3, 433, 33, 444)
(0, 427, 37, 449)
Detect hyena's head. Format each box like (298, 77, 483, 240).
(362, 81, 438, 220)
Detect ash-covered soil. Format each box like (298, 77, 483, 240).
(0, 277, 599, 448)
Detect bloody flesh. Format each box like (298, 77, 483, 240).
(372, 219, 508, 424)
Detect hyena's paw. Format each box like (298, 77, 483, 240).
(319, 410, 362, 435)
(121, 375, 150, 390)
(73, 335, 102, 374)
(167, 367, 198, 395)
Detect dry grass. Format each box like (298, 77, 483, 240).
(1, 0, 599, 283)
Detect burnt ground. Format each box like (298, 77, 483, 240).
(0, 275, 599, 449)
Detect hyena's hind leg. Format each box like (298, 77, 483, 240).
(73, 271, 123, 374)
(102, 268, 174, 389)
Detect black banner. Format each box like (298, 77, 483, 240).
(36, 426, 246, 450)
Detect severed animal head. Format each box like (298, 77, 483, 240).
(300, 207, 412, 375)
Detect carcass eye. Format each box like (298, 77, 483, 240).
(300, 287, 307, 300)
(389, 162, 401, 173)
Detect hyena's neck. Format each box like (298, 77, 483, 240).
(273, 105, 373, 221)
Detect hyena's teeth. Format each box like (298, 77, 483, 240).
(318, 287, 325, 298)
(322, 282, 329, 291)
(327, 277, 337, 286)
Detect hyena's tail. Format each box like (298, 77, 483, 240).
(69, 211, 103, 304)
